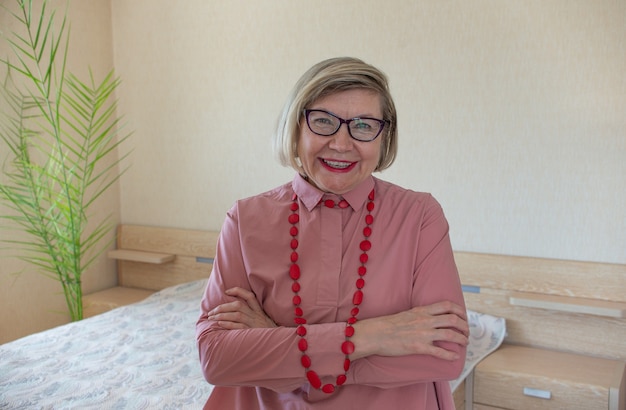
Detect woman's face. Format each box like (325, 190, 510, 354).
(297, 89, 383, 195)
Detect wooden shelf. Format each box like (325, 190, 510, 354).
(509, 291, 626, 318)
(108, 249, 175, 264)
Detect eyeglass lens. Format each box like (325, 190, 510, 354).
(306, 110, 383, 141)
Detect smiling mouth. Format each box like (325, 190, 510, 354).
(320, 158, 355, 171)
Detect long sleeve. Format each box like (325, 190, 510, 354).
(196, 197, 352, 392)
(196, 206, 349, 393)
(346, 194, 466, 388)
(196, 176, 466, 409)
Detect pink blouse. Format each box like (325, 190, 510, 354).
(196, 174, 466, 409)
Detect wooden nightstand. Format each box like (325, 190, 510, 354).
(82, 248, 175, 318)
(83, 286, 154, 317)
(473, 344, 626, 410)
(82, 225, 217, 318)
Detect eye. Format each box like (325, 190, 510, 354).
(307, 111, 339, 133)
(352, 119, 373, 130)
(313, 117, 334, 126)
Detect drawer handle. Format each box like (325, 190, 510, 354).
(523, 387, 551, 399)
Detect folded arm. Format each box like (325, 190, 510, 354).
(196, 197, 468, 392)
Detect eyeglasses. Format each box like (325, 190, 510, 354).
(303, 109, 386, 142)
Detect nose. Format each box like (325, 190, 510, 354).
(328, 123, 354, 152)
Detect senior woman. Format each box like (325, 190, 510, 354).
(196, 57, 468, 409)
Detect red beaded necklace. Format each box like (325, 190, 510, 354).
(288, 189, 375, 394)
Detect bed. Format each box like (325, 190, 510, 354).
(0, 279, 214, 409)
(0, 225, 507, 409)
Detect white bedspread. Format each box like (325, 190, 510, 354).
(0, 280, 505, 409)
(450, 309, 506, 392)
(0, 280, 213, 409)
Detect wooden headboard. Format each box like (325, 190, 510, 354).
(109, 224, 220, 291)
(456, 251, 626, 361)
(454, 252, 625, 409)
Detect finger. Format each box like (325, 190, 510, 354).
(225, 287, 254, 299)
(208, 300, 250, 317)
(424, 344, 462, 361)
(424, 301, 467, 318)
(217, 319, 249, 330)
(209, 311, 247, 323)
(434, 328, 469, 346)
(225, 287, 264, 313)
(434, 313, 470, 336)
(212, 288, 277, 329)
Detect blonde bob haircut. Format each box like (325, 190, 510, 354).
(273, 57, 398, 174)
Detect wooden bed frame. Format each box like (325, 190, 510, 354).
(455, 252, 626, 410)
(83, 225, 219, 316)
(83, 224, 626, 409)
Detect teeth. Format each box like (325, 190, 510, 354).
(324, 159, 351, 169)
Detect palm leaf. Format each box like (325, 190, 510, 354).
(0, 0, 131, 321)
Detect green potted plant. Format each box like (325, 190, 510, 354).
(0, 0, 130, 321)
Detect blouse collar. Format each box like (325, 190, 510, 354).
(292, 174, 375, 212)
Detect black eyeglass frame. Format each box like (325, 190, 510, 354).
(303, 109, 387, 142)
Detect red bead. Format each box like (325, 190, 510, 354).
(341, 341, 355, 355)
(288, 189, 376, 394)
(307, 370, 322, 389)
(292, 193, 298, 201)
(289, 264, 300, 280)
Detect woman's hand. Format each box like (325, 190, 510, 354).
(206, 287, 277, 329)
(352, 301, 469, 361)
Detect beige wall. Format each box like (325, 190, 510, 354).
(111, 0, 625, 264)
(1, 0, 624, 343)
(0, 0, 119, 343)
